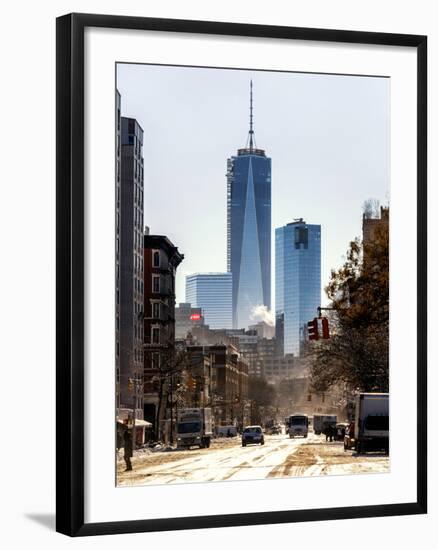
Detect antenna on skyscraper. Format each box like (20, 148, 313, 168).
(246, 80, 256, 151)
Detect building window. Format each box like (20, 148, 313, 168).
(153, 250, 160, 267)
(152, 302, 160, 319)
(152, 327, 160, 344)
(295, 226, 308, 249)
(152, 275, 160, 293)
(151, 352, 160, 370)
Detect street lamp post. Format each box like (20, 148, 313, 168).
(130, 374, 143, 450)
(169, 373, 174, 445)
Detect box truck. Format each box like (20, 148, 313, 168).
(354, 393, 389, 454)
(176, 408, 212, 449)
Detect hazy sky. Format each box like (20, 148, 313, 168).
(117, 63, 389, 308)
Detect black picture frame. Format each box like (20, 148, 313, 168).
(56, 12, 427, 537)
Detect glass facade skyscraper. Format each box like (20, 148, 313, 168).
(185, 273, 233, 329)
(275, 220, 321, 357)
(227, 82, 271, 329)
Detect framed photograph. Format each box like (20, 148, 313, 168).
(56, 13, 427, 536)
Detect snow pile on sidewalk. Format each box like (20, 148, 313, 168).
(151, 444, 175, 453)
(116, 442, 176, 461)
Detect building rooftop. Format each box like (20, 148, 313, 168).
(287, 218, 306, 226)
(236, 147, 266, 157)
(186, 272, 232, 278)
(143, 234, 184, 265)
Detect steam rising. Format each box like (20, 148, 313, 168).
(250, 305, 275, 326)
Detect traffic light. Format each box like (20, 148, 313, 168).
(187, 375, 196, 392)
(321, 317, 330, 339)
(307, 393, 312, 402)
(307, 318, 319, 340)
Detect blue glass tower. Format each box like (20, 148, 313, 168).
(275, 220, 321, 356)
(185, 273, 233, 329)
(227, 82, 271, 329)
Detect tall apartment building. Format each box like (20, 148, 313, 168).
(118, 115, 145, 414)
(185, 273, 232, 329)
(275, 219, 321, 357)
(227, 81, 271, 329)
(143, 234, 184, 434)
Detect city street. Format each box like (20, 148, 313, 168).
(117, 432, 389, 487)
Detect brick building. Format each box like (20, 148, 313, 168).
(208, 344, 249, 426)
(143, 233, 183, 436)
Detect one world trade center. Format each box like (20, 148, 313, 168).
(227, 81, 272, 329)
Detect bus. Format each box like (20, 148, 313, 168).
(287, 414, 309, 438)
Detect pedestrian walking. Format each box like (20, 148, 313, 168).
(328, 424, 335, 442)
(324, 423, 334, 442)
(123, 429, 133, 471)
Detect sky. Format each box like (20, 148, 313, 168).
(117, 63, 389, 309)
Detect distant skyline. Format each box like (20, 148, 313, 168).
(116, 63, 389, 314)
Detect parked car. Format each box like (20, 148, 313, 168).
(242, 426, 265, 447)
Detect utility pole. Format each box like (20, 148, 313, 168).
(169, 373, 174, 445)
(132, 379, 136, 450)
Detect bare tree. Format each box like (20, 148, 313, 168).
(309, 220, 389, 393)
(147, 345, 189, 439)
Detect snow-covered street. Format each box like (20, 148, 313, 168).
(117, 432, 389, 487)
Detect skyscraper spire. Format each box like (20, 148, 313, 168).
(248, 80, 255, 151)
